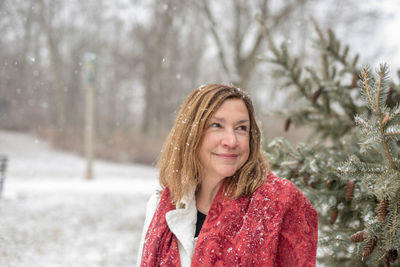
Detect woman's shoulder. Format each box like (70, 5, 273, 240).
(144, 188, 163, 216)
(257, 172, 298, 192)
(250, 172, 317, 220)
(252, 172, 308, 204)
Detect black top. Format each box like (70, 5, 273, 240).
(195, 210, 207, 238)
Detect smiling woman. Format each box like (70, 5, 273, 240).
(197, 98, 250, 214)
(136, 84, 318, 267)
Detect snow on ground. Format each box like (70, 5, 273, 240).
(0, 130, 159, 267)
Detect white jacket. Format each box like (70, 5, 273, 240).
(136, 189, 198, 267)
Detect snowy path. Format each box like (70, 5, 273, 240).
(0, 130, 158, 267)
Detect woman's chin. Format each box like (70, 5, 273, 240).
(217, 168, 237, 179)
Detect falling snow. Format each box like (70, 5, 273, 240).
(0, 130, 158, 267)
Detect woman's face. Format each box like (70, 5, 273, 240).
(198, 98, 250, 184)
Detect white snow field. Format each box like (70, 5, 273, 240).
(0, 130, 158, 267)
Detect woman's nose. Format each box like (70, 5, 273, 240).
(221, 129, 238, 148)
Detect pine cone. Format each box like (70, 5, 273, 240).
(284, 118, 291, 132)
(387, 249, 398, 263)
(377, 199, 389, 222)
(345, 181, 355, 202)
(362, 236, 377, 257)
(291, 167, 299, 179)
(312, 87, 322, 103)
(329, 209, 338, 225)
(351, 73, 358, 88)
(303, 173, 311, 185)
(350, 230, 365, 243)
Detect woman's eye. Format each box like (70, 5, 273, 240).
(237, 125, 248, 131)
(210, 122, 221, 128)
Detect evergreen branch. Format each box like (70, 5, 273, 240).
(393, 110, 400, 119)
(372, 65, 398, 169)
(311, 17, 359, 74)
(257, 18, 324, 111)
(376, 64, 391, 114)
(352, 54, 359, 68)
(376, 67, 384, 116)
(277, 140, 298, 160)
(322, 53, 329, 79)
(375, 105, 397, 171)
(382, 148, 397, 171)
(305, 67, 320, 84)
(382, 113, 390, 126)
(388, 197, 399, 248)
(281, 160, 298, 167)
(389, 103, 400, 121)
(355, 115, 372, 130)
(256, 15, 280, 58)
(310, 16, 326, 44)
(378, 248, 388, 264)
(362, 67, 375, 110)
(330, 65, 337, 80)
(343, 45, 349, 61)
(339, 156, 389, 174)
(380, 124, 397, 171)
(263, 18, 400, 264)
(384, 132, 400, 136)
(385, 125, 400, 136)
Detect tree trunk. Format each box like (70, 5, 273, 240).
(38, 0, 66, 132)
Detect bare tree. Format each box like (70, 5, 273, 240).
(37, 0, 66, 132)
(136, 0, 205, 135)
(199, 0, 309, 89)
(0, 1, 36, 130)
(0, 0, 392, 165)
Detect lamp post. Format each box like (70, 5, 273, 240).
(83, 52, 96, 180)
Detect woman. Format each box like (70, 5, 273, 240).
(137, 84, 318, 266)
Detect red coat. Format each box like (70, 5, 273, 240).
(140, 173, 318, 266)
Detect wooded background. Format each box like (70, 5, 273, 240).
(0, 0, 398, 164)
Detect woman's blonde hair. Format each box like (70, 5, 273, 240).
(157, 84, 269, 204)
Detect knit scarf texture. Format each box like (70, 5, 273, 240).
(140, 173, 318, 267)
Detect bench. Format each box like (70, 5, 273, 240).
(0, 155, 8, 198)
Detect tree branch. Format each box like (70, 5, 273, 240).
(271, 0, 308, 28)
(371, 67, 398, 170)
(362, 69, 374, 110)
(201, 0, 230, 76)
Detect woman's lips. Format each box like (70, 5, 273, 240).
(212, 153, 239, 160)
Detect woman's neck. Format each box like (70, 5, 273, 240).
(195, 178, 223, 214)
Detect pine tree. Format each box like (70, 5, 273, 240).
(338, 64, 400, 266)
(258, 18, 400, 266)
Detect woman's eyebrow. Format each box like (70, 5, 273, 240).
(211, 117, 225, 122)
(211, 117, 249, 124)
(236, 119, 250, 124)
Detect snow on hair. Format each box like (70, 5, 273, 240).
(157, 84, 269, 204)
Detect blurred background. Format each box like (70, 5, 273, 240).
(2, 0, 400, 163)
(1, 0, 400, 266)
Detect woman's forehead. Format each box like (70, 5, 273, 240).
(213, 98, 249, 114)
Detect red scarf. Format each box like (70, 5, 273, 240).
(141, 187, 181, 266)
(140, 173, 318, 266)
